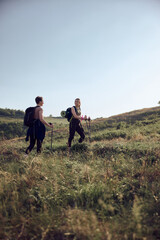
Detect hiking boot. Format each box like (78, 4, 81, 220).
(25, 148, 30, 154)
(78, 138, 84, 143)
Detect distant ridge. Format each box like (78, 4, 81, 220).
(0, 108, 24, 118)
(95, 106, 160, 123)
(1, 106, 160, 122)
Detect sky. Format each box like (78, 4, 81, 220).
(0, 0, 160, 119)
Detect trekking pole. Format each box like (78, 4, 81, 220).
(49, 123, 53, 152)
(85, 119, 91, 143)
(51, 128, 53, 152)
(88, 118, 91, 142)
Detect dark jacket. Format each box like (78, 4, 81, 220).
(26, 119, 46, 142)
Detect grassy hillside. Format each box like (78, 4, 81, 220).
(0, 108, 68, 140)
(0, 107, 160, 239)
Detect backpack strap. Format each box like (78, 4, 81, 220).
(33, 106, 41, 120)
(69, 106, 76, 122)
(69, 106, 80, 122)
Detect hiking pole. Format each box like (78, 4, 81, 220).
(85, 119, 91, 143)
(88, 118, 91, 142)
(49, 123, 53, 152)
(51, 128, 53, 152)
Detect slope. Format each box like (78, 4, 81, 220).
(0, 106, 160, 239)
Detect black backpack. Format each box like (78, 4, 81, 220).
(24, 106, 38, 127)
(65, 107, 73, 122)
(61, 106, 76, 122)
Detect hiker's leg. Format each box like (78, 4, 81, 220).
(37, 139, 42, 153)
(25, 134, 36, 154)
(68, 121, 76, 147)
(76, 123, 85, 143)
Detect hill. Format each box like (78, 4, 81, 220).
(94, 106, 160, 123)
(0, 108, 24, 118)
(1, 106, 160, 140)
(0, 106, 160, 239)
(0, 108, 68, 140)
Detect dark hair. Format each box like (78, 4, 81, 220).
(75, 98, 80, 101)
(35, 96, 43, 104)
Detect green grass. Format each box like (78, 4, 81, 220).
(0, 116, 23, 123)
(1, 107, 160, 239)
(0, 116, 68, 140)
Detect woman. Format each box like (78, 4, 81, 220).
(25, 96, 53, 154)
(68, 98, 90, 152)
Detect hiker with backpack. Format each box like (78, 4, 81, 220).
(67, 98, 90, 152)
(25, 96, 53, 154)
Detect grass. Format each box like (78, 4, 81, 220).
(0, 107, 160, 239)
(0, 116, 68, 140)
(0, 116, 67, 125)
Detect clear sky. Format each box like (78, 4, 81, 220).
(0, 0, 160, 119)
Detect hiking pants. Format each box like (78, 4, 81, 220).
(68, 119, 85, 147)
(25, 132, 42, 154)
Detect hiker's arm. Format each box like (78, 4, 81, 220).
(71, 107, 87, 120)
(71, 107, 81, 120)
(39, 109, 53, 128)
